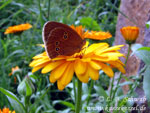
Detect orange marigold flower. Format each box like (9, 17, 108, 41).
(4, 23, 32, 34)
(9, 66, 20, 76)
(0, 108, 15, 113)
(70, 25, 112, 40)
(84, 31, 112, 40)
(120, 26, 139, 44)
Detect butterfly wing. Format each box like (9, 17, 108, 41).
(43, 21, 74, 42)
(43, 21, 85, 59)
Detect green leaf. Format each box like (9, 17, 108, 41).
(146, 21, 150, 29)
(132, 44, 150, 65)
(7, 96, 25, 113)
(143, 66, 150, 103)
(53, 100, 75, 110)
(94, 85, 108, 99)
(118, 97, 129, 113)
(0, 0, 12, 10)
(136, 50, 150, 65)
(131, 43, 143, 55)
(119, 81, 133, 87)
(0, 87, 25, 113)
(29, 74, 38, 80)
(80, 17, 101, 31)
(29, 74, 38, 83)
(138, 47, 150, 51)
(25, 81, 32, 97)
(119, 97, 128, 107)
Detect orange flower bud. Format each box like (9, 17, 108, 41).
(120, 26, 139, 45)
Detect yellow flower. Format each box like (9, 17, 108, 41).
(70, 25, 112, 40)
(30, 43, 125, 90)
(29, 25, 125, 90)
(4, 23, 32, 34)
(0, 108, 15, 113)
(9, 66, 20, 76)
(120, 26, 139, 44)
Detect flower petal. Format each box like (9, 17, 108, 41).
(109, 60, 126, 74)
(66, 58, 76, 61)
(41, 60, 65, 73)
(74, 59, 87, 75)
(53, 62, 70, 79)
(84, 31, 112, 40)
(85, 43, 109, 54)
(32, 63, 49, 73)
(102, 45, 124, 52)
(88, 65, 99, 80)
(91, 55, 109, 62)
(98, 53, 124, 60)
(29, 58, 50, 67)
(52, 56, 68, 61)
(89, 60, 101, 70)
(49, 72, 56, 83)
(32, 52, 47, 59)
(76, 70, 89, 83)
(57, 80, 65, 91)
(70, 25, 85, 39)
(60, 63, 74, 86)
(81, 58, 91, 62)
(98, 62, 114, 77)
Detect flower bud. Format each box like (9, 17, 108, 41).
(17, 76, 35, 97)
(120, 26, 139, 45)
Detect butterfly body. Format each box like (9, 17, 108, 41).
(43, 21, 85, 59)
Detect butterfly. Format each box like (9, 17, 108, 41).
(42, 21, 85, 59)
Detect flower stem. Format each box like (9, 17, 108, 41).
(48, 0, 51, 20)
(38, 0, 44, 26)
(125, 44, 131, 65)
(75, 79, 82, 113)
(112, 44, 131, 100)
(73, 76, 76, 102)
(110, 76, 115, 98)
(86, 80, 94, 106)
(24, 96, 30, 113)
